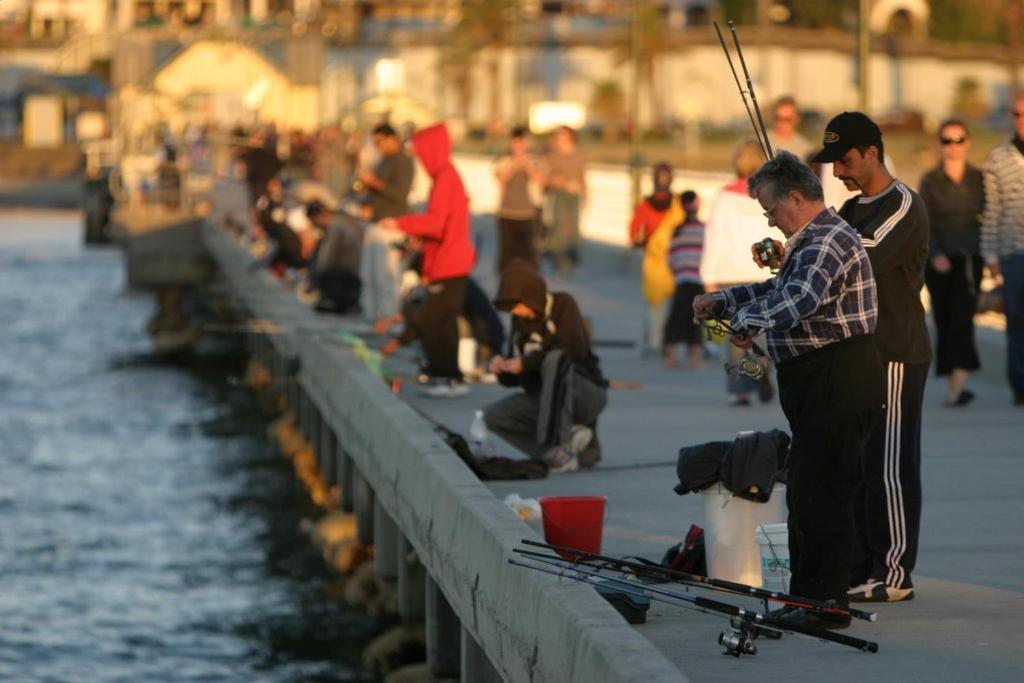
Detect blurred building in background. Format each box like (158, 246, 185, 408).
(0, 1, 1018, 143)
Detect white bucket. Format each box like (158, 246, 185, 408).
(755, 523, 791, 593)
(701, 483, 786, 586)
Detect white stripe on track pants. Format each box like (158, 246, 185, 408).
(852, 360, 928, 590)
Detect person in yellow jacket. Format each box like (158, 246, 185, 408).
(629, 163, 677, 355)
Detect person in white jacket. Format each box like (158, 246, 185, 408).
(700, 140, 778, 405)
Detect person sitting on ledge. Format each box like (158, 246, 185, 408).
(483, 259, 607, 473)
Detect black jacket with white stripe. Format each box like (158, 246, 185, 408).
(840, 180, 933, 365)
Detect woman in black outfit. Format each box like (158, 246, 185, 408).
(919, 119, 985, 406)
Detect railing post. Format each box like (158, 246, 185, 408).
(426, 577, 461, 679)
(461, 627, 502, 683)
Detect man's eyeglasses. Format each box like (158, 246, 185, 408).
(940, 135, 967, 145)
(762, 202, 778, 221)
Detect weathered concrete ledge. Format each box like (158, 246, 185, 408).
(201, 224, 685, 682)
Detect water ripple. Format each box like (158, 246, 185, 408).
(0, 213, 373, 682)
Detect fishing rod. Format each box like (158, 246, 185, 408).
(519, 539, 876, 623)
(511, 557, 759, 656)
(511, 556, 879, 655)
(713, 21, 774, 161)
(516, 547, 846, 624)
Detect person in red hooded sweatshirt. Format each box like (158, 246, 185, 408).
(378, 123, 477, 398)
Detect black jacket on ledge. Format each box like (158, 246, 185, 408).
(674, 429, 791, 502)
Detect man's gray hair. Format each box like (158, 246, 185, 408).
(747, 150, 824, 203)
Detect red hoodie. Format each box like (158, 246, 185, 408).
(396, 124, 476, 282)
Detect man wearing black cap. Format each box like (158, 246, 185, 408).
(482, 259, 607, 473)
(812, 112, 931, 603)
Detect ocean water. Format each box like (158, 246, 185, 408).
(0, 211, 375, 682)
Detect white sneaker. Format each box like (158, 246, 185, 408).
(419, 380, 470, 399)
(569, 425, 594, 456)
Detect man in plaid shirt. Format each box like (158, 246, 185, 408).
(694, 152, 883, 630)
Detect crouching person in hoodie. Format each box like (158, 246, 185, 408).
(378, 123, 476, 398)
(483, 259, 607, 473)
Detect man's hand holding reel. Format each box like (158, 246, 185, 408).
(694, 242, 779, 382)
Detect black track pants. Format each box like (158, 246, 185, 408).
(777, 336, 883, 603)
(851, 361, 928, 589)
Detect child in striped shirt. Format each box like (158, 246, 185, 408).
(664, 190, 706, 368)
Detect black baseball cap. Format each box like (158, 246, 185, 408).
(810, 112, 883, 163)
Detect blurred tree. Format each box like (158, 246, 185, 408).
(613, 1, 674, 129)
(590, 79, 626, 141)
(951, 77, 989, 121)
(718, 0, 758, 23)
(444, 0, 520, 134)
(929, 0, 1005, 43)
(788, 0, 857, 29)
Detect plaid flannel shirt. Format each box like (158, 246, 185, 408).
(709, 208, 878, 363)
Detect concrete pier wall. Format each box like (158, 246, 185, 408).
(200, 224, 684, 682)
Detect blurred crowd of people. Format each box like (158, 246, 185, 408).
(192, 87, 1023, 476)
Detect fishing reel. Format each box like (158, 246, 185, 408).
(755, 237, 783, 272)
(706, 319, 771, 381)
(719, 616, 758, 657)
(725, 351, 770, 381)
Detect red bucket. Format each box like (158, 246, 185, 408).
(539, 496, 607, 558)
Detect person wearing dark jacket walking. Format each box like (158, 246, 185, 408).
(483, 259, 607, 473)
(379, 123, 476, 398)
(814, 112, 931, 604)
(920, 119, 985, 406)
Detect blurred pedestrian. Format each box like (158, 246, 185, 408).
(359, 123, 415, 221)
(494, 126, 543, 273)
(664, 190, 705, 369)
(307, 201, 361, 314)
(920, 119, 984, 406)
(814, 112, 931, 603)
(542, 126, 587, 275)
(255, 177, 305, 273)
(238, 127, 282, 203)
(767, 95, 813, 160)
(981, 91, 1024, 406)
(629, 162, 676, 355)
(358, 123, 417, 322)
(701, 140, 775, 406)
(378, 123, 476, 398)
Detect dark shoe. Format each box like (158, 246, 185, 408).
(771, 602, 852, 631)
(944, 389, 975, 407)
(730, 396, 751, 407)
(578, 435, 602, 469)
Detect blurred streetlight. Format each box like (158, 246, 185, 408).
(858, 0, 870, 111)
(629, 0, 643, 209)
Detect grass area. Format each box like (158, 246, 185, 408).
(455, 127, 1010, 187)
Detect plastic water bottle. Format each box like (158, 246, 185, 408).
(469, 409, 489, 457)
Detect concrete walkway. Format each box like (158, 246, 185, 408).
(328, 216, 1024, 681)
